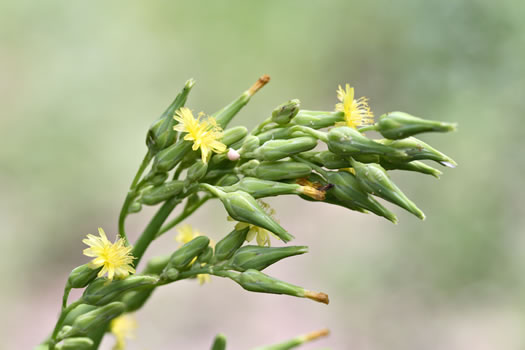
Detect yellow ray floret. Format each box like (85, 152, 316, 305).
(82, 228, 135, 281)
(175, 224, 212, 284)
(230, 201, 280, 247)
(335, 84, 374, 128)
(173, 107, 226, 163)
(110, 314, 137, 350)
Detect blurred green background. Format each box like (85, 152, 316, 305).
(1, 1, 524, 349)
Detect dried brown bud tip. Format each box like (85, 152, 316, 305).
(305, 290, 330, 304)
(248, 74, 271, 96)
(304, 328, 330, 342)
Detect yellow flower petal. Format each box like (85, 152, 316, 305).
(335, 84, 374, 128)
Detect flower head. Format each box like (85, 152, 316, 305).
(82, 228, 135, 281)
(173, 107, 226, 163)
(110, 314, 137, 350)
(335, 84, 374, 128)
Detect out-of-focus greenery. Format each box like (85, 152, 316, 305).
(1, 1, 524, 349)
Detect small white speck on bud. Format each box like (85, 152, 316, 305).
(227, 148, 240, 161)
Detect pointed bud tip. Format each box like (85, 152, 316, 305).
(305, 290, 329, 304)
(248, 75, 271, 96)
(185, 79, 196, 89)
(304, 328, 330, 342)
(440, 161, 457, 168)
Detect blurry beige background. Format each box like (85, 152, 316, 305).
(1, 1, 524, 349)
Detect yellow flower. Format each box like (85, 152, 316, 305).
(110, 314, 137, 350)
(175, 224, 202, 245)
(82, 228, 135, 281)
(173, 107, 226, 163)
(197, 271, 211, 285)
(335, 84, 374, 128)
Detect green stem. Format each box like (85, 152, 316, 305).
(156, 195, 211, 238)
(358, 125, 377, 133)
(131, 151, 153, 189)
(251, 117, 273, 135)
(132, 197, 182, 267)
(49, 300, 82, 344)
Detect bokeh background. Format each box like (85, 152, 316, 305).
(1, 1, 524, 349)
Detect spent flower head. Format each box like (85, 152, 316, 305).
(82, 228, 135, 281)
(335, 83, 374, 128)
(173, 107, 226, 163)
(230, 200, 280, 247)
(110, 314, 137, 350)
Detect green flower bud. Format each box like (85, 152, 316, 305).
(271, 99, 300, 125)
(57, 302, 125, 340)
(376, 111, 457, 140)
(213, 174, 240, 186)
(202, 185, 294, 242)
(239, 160, 312, 181)
(151, 140, 193, 173)
(230, 245, 308, 271)
(291, 110, 344, 129)
(253, 136, 318, 161)
(213, 75, 270, 128)
(324, 171, 398, 223)
(238, 135, 260, 159)
(55, 337, 94, 350)
(214, 227, 250, 261)
(300, 151, 347, 169)
(377, 137, 457, 167)
(146, 79, 194, 153)
(231, 269, 329, 304)
(220, 177, 303, 199)
(211, 333, 227, 350)
(257, 127, 304, 144)
(253, 329, 330, 350)
(142, 255, 171, 275)
(327, 127, 406, 158)
(128, 201, 142, 213)
(197, 246, 214, 264)
(121, 288, 155, 312)
(140, 180, 185, 205)
(82, 275, 159, 306)
(66, 264, 99, 289)
(350, 159, 425, 220)
(221, 126, 248, 146)
(166, 236, 210, 270)
(143, 172, 169, 187)
(62, 304, 97, 326)
(164, 267, 180, 281)
(380, 159, 442, 178)
(185, 160, 208, 184)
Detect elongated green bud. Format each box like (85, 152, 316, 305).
(253, 329, 330, 350)
(62, 304, 97, 326)
(257, 127, 303, 144)
(239, 160, 312, 181)
(151, 140, 193, 173)
(140, 180, 185, 205)
(66, 264, 99, 289)
(378, 137, 457, 167)
(214, 227, 250, 261)
(231, 269, 329, 304)
(327, 127, 406, 158)
(220, 177, 302, 199)
(166, 236, 210, 270)
(323, 171, 398, 223)
(350, 159, 425, 220)
(253, 136, 318, 161)
(82, 275, 159, 306)
(221, 126, 248, 146)
(272, 99, 300, 125)
(185, 160, 208, 184)
(291, 110, 344, 129)
(146, 79, 195, 153)
(213, 75, 270, 128)
(213, 174, 240, 186)
(202, 185, 294, 242)
(197, 246, 214, 264)
(57, 302, 125, 340)
(211, 333, 227, 350)
(380, 159, 442, 178)
(55, 337, 94, 350)
(142, 255, 171, 275)
(143, 172, 169, 187)
(238, 135, 260, 158)
(230, 245, 308, 271)
(376, 111, 457, 140)
(120, 287, 155, 312)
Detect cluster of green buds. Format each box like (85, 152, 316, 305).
(40, 76, 455, 350)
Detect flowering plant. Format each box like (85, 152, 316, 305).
(38, 75, 456, 350)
